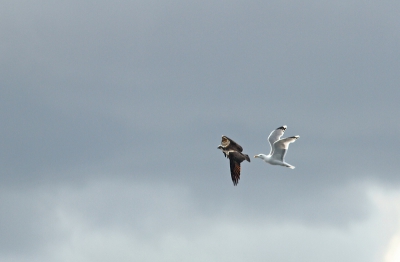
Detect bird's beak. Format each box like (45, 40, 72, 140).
(254, 155, 258, 158)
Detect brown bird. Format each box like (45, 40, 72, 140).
(218, 136, 250, 186)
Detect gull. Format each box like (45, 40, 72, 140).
(254, 125, 299, 169)
(218, 136, 250, 186)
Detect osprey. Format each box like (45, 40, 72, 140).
(218, 136, 250, 186)
(254, 125, 299, 169)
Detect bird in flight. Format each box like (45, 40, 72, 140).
(254, 125, 299, 169)
(218, 136, 250, 186)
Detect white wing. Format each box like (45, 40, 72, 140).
(268, 125, 287, 154)
(271, 136, 299, 161)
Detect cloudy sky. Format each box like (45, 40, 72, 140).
(1, 0, 400, 261)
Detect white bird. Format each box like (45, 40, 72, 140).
(254, 125, 299, 169)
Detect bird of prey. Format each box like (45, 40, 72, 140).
(218, 136, 250, 186)
(254, 125, 299, 169)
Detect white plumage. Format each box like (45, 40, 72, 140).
(254, 125, 299, 169)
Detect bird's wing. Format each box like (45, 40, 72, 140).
(271, 136, 299, 161)
(268, 126, 287, 154)
(221, 136, 243, 152)
(229, 159, 241, 186)
(228, 152, 247, 186)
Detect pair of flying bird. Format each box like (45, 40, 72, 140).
(218, 125, 299, 186)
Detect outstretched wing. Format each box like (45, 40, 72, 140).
(271, 136, 299, 161)
(221, 136, 243, 152)
(229, 158, 241, 186)
(228, 152, 247, 186)
(268, 126, 287, 154)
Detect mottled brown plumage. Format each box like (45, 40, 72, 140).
(218, 136, 250, 186)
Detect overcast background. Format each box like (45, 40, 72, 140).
(1, 1, 400, 261)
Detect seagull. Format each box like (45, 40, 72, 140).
(254, 125, 299, 169)
(218, 136, 250, 186)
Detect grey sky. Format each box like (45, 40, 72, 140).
(1, 0, 400, 261)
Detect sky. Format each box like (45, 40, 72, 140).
(1, 0, 400, 261)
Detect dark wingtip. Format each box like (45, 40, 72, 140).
(277, 125, 287, 131)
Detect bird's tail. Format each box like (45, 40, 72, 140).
(281, 162, 295, 169)
(286, 164, 295, 169)
(244, 154, 251, 162)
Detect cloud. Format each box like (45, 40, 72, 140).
(369, 185, 400, 262)
(1, 179, 395, 262)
